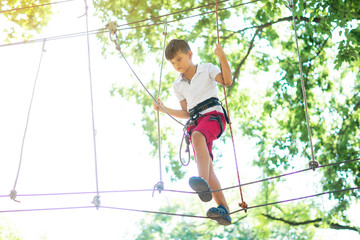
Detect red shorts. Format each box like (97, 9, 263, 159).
(187, 110, 226, 160)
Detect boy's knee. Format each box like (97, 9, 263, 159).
(191, 131, 205, 143)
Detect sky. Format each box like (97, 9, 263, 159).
(1, 1, 360, 239)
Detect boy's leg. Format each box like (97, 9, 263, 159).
(191, 130, 229, 211)
(208, 160, 230, 212)
(191, 131, 211, 180)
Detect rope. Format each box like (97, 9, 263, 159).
(288, 0, 318, 170)
(1, 187, 359, 220)
(0, 0, 261, 48)
(0, 206, 96, 213)
(179, 129, 191, 166)
(106, 25, 185, 127)
(0, 0, 75, 14)
(2, 157, 359, 199)
(214, 0, 248, 212)
(230, 186, 360, 215)
(10, 39, 47, 203)
(83, 0, 100, 209)
(153, 21, 168, 195)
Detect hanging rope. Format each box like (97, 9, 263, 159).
(214, 0, 248, 212)
(10, 39, 47, 203)
(288, 0, 319, 170)
(153, 21, 168, 196)
(179, 130, 191, 166)
(83, 0, 100, 209)
(106, 22, 185, 127)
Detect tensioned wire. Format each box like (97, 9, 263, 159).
(3, 157, 359, 199)
(0, 0, 261, 48)
(1, 186, 359, 220)
(0, 0, 74, 13)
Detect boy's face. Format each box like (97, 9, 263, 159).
(169, 50, 193, 73)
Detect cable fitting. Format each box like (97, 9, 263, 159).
(106, 21, 118, 35)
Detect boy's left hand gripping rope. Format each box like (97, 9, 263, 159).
(106, 21, 121, 50)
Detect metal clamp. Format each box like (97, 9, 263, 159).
(152, 181, 164, 197)
(106, 21, 121, 51)
(92, 195, 101, 210)
(309, 160, 319, 171)
(10, 189, 20, 203)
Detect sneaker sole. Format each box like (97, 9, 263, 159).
(189, 177, 212, 202)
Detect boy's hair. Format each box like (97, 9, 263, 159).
(165, 39, 191, 60)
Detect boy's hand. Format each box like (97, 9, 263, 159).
(154, 98, 165, 112)
(214, 44, 225, 58)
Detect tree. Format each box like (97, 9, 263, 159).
(0, 218, 22, 240)
(94, 0, 360, 235)
(0, 0, 53, 42)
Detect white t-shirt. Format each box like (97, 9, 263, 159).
(173, 63, 223, 114)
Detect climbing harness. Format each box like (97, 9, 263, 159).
(189, 97, 229, 125)
(179, 97, 229, 166)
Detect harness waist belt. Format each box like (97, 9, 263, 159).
(189, 97, 229, 124)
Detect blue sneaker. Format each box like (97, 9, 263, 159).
(207, 205, 232, 225)
(189, 176, 212, 202)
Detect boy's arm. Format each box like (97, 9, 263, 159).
(214, 44, 233, 86)
(154, 99, 189, 119)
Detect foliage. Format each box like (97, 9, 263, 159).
(4, 0, 359, 236)
(96, 0, 360, 236)
(132, 183, 324, 239)
(0, 0, 53, 42)
(0, 219, 22, 240)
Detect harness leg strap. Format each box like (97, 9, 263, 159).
(209, 115, 224, 139)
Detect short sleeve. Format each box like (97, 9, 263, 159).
(208, 63, 221, 81)
(173, 78, 185, 102)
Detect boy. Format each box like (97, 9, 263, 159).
(154, 39, 233, 225)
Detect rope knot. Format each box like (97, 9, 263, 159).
(239, 201, 248, 213)
(152, 181, 164, 197)
(10, 190, 20, 203)
(309, 160, 319, 171)
(92, 195, 101, 210)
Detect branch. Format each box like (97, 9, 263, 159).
(262, 213, 322, 226)
(262, 213, 360, 232)
(224, 15, 321, 41)
(329, 223, 359, 232)
(226, 15, 322, 95)
(229, 28, 262, 93)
